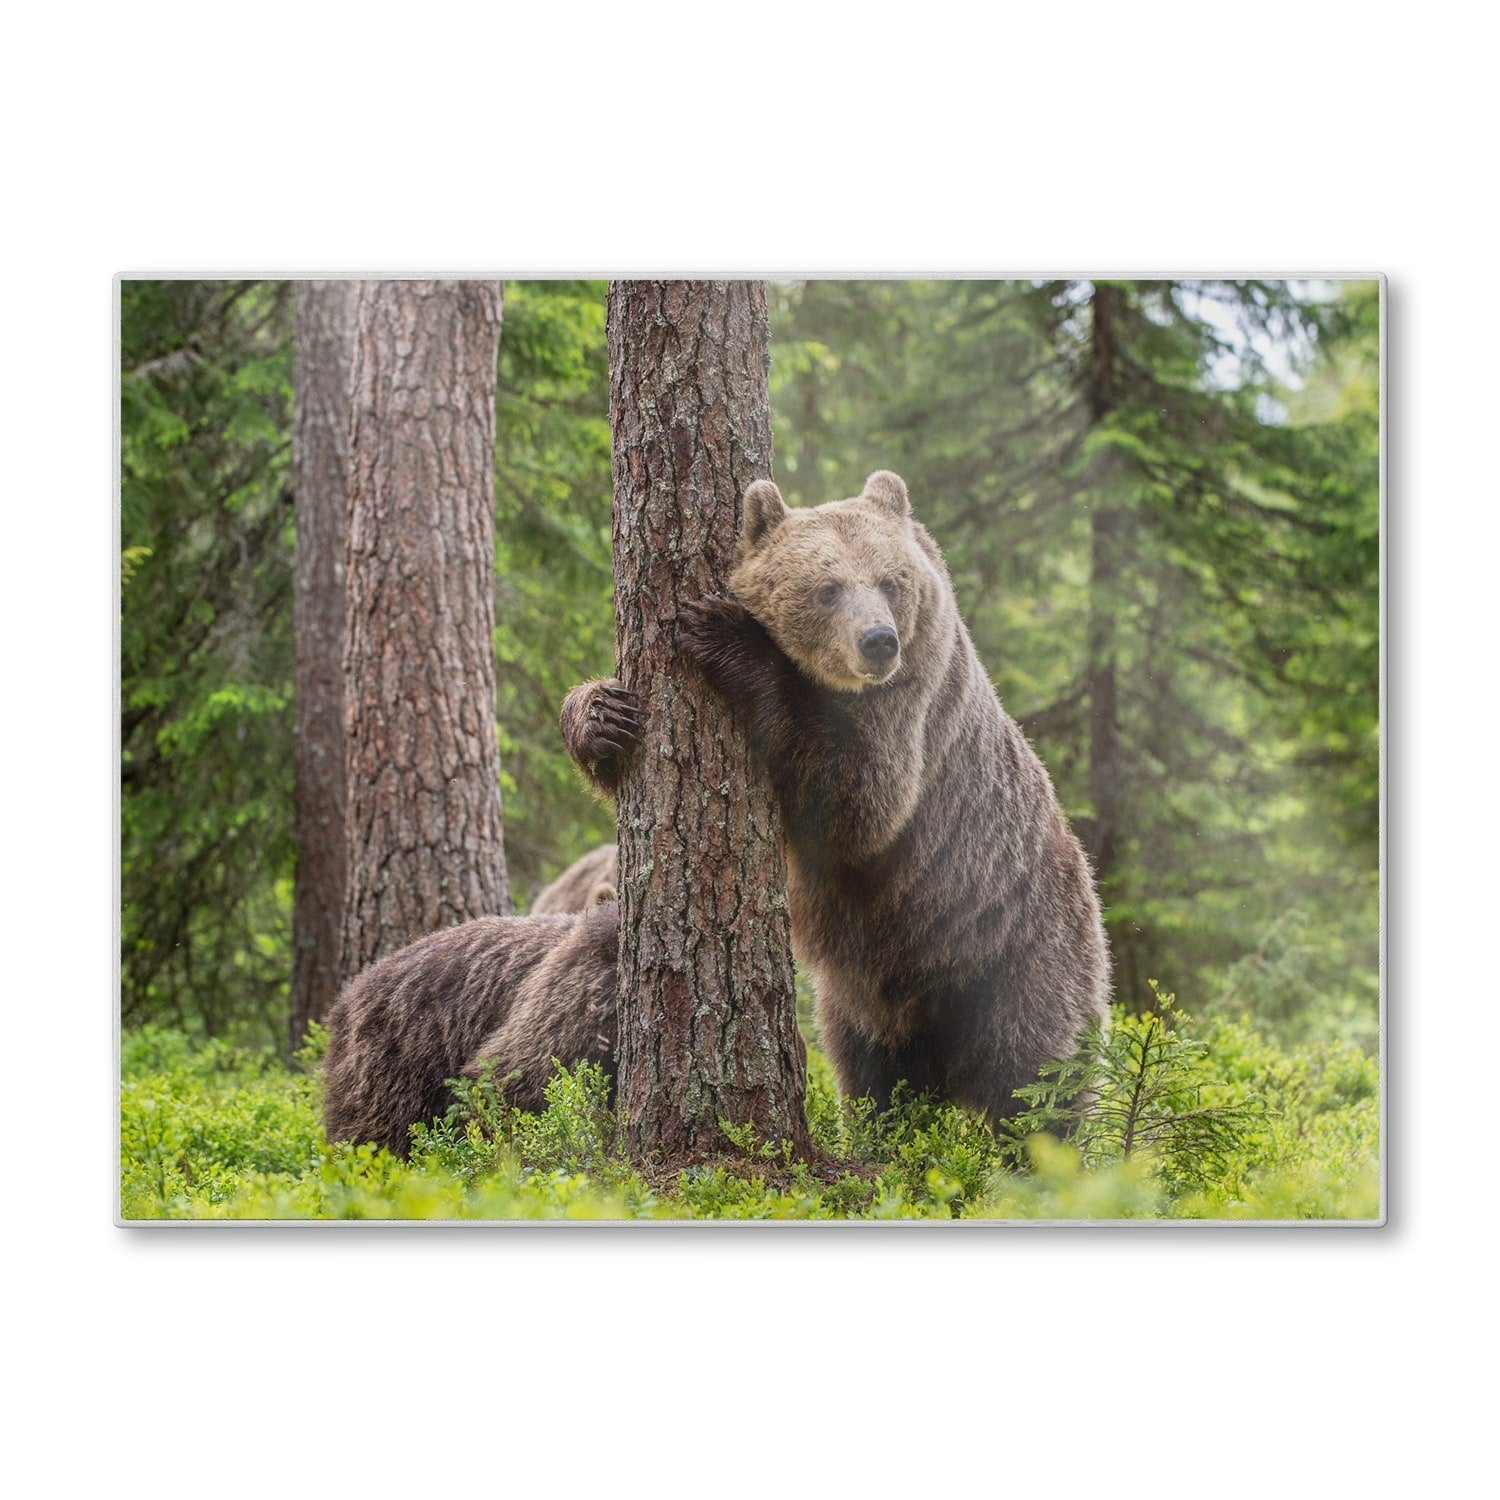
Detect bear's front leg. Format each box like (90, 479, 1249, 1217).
(560, 678, 641, 801)
(677, 594, 781, 711)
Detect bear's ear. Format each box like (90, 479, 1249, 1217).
(862, 470, 911, 519)
(741, 479, 789, 547)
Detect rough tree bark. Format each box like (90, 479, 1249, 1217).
(339, 280, 510, 984)
(608, 279, 810, 1163)
(290, 280, 354, 1051)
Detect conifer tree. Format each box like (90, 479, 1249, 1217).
(290, 279, 353, 1049)
(340, 280, 510, 981)
(606, 279, 809, 1163)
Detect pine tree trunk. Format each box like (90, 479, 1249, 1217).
(608, 279, 809, 1164)
(339, 280, 510, 983)
(290, 280, 353, 1052)
(1086, 281, 1124, 893)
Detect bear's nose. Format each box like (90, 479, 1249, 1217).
(859, 626, 899, 663)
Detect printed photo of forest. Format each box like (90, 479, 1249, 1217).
(118, 278, 1380, 1221)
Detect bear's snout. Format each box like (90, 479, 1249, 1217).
(859, 625, 900, 665)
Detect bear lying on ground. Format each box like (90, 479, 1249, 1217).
(560, 470, 1110, 1124)
(322, 883, 617, 1156)
(460, 898, 618, 1109)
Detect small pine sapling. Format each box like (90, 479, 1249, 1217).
(1002, 983, 1261, 1194)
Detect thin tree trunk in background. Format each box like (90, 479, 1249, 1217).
(797, 283, 824, 489)
(339, 280, 510, 983)
(608, 279, 810, 1164)
(290, 280, 354, 1052)
(1086, 280, 1124, 895)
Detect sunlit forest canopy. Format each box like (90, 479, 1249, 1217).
(119, 278, 1379, 1053)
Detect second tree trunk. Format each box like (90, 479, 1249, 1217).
(340, 280, 510, 983)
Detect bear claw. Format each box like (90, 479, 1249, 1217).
(561, 678, 643, 798)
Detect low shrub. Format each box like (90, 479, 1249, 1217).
(119, 991, 1380, 1223)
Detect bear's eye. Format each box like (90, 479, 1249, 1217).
(814, 581, 841, 608)
(879, 576, 900, 600)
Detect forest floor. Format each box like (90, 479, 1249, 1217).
(119, 1001, 1381, 1224)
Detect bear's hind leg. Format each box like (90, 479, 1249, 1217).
(818, 1008, 933, 1115)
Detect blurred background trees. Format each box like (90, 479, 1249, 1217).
(120, 281, 295, 1042)
(119, 278, 1379, 1054)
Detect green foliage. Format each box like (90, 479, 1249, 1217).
(984, 989, 1380, 1220)
(1215, 906, 1378, 1051)
(120, 999, 1378, 1222)
(421, 1058, 624, 1183)
(1172, 1009, 1381, 1219)
(120, 1025, 324, 1216)
(120, 281, 296, 1047)
(293, 1018, 330, 1068)
(122, 1037, 641, 1221)
(1003, 986, 1261, 1196)
(977, 1138, 1167, 1220)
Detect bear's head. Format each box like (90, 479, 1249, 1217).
(729, 470, 943, 693)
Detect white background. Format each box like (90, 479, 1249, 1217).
(4, 4, 1484, 1494)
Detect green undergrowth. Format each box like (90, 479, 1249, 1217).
(119, 997, 1381, 1223)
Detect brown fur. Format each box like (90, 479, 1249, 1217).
(531, 843, 619, 915)
(322, 894, 618, 1156)
(563, 470, 1110, 1124)
(462, 925, 617, 1112)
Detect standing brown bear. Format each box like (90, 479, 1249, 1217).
(561, 470, 1110, 1124)
(323, 885, 618, 1157)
